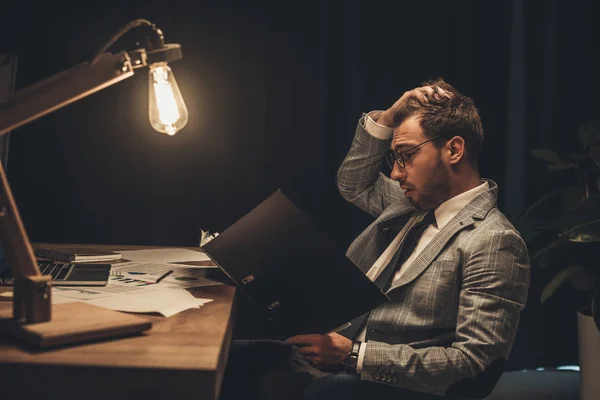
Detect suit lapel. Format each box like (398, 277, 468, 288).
(387, 188, 497, 292)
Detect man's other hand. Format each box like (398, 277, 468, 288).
(287, 333, 352, 371)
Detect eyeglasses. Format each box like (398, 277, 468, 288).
(385, 135, 447, 169)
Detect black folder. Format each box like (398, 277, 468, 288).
(203, 189, 388, 338)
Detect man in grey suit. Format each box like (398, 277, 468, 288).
(220, 79, 530, 400)
(288, 78, 530, 399)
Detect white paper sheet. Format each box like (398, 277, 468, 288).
(51, 264, 222, 302)
(52, 283, 147, 301)
(110, 262, 224, 289)
(119, 248, 213, 264)
(52, 285, 215, 316)
(86, 288, 213, 317)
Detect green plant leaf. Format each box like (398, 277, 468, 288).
(564, 217, 600, 241)
(541, 265, 581, 304)
(531, 148, 564, 164)
(578, 120, 600, 149)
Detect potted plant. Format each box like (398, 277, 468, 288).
(515, 120, 600, 400)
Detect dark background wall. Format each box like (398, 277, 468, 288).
(3, 0, 600, 371)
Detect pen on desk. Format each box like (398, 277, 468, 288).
(155, 270, 174, 283)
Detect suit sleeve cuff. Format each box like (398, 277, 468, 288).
(356, 341, 367, 373)
(365, 111, 394, 140)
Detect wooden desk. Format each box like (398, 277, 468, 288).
(0, 244, 237, 400)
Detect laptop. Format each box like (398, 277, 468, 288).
(0, 253, 112, 286)
(202, 189, 388, 338)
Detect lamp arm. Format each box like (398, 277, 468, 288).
(91, 19, 165, 64)
(0, 51, 135, 137)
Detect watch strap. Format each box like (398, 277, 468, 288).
(343, 340, 362, 373)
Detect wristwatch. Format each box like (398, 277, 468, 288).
(342, 340, 361, 374)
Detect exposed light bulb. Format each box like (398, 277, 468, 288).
(148, 62, 188, 135)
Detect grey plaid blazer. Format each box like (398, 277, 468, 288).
(337, 117, 530, 398)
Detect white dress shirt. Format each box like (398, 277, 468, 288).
(354, 112, 489, 372)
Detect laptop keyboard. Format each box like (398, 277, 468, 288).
(0, 262, 73, 283)
(38, 263, 72, 280)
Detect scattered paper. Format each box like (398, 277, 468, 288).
(200, 229, 220, 246)
(52, 264, 222, 303)
(49, 261, 224, 317)
(111, 261, 184, 276)
(86, 288, 213, 317)
(110, 262, 224, 289)
(52, 282, 147, 301)
(119, 248, 212, 264)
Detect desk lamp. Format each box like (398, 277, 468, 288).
(0, 19, 188, 347)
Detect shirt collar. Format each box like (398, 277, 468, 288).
(433, 181, 490, 229)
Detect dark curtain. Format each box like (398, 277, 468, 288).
(3, 0, 600, 369)
(504, 0, 600, 369)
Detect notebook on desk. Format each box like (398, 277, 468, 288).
(202, 189, 388, 338)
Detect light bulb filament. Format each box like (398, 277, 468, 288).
(148, 62, 189, 135)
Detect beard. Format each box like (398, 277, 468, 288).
(409, 154, 451, 211)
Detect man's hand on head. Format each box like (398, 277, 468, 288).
(377, 85, 451, 127)
(287, 333, 352, 371)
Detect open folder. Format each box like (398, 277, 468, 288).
(203, 190, 388, 338)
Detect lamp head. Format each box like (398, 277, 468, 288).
(133, 23, 182, 66)
(130, 24, 188, 135)
(147, 44, 183, 65)
(125, 26, 187, 136)
(146, 24, 165, 50)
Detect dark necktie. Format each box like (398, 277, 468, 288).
(339, 211, 435, 340)
(374, 211, 436, 292)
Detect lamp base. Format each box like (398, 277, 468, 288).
(0, 301, 152, 348)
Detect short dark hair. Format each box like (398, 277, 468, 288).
(393, 78, 484, 168)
